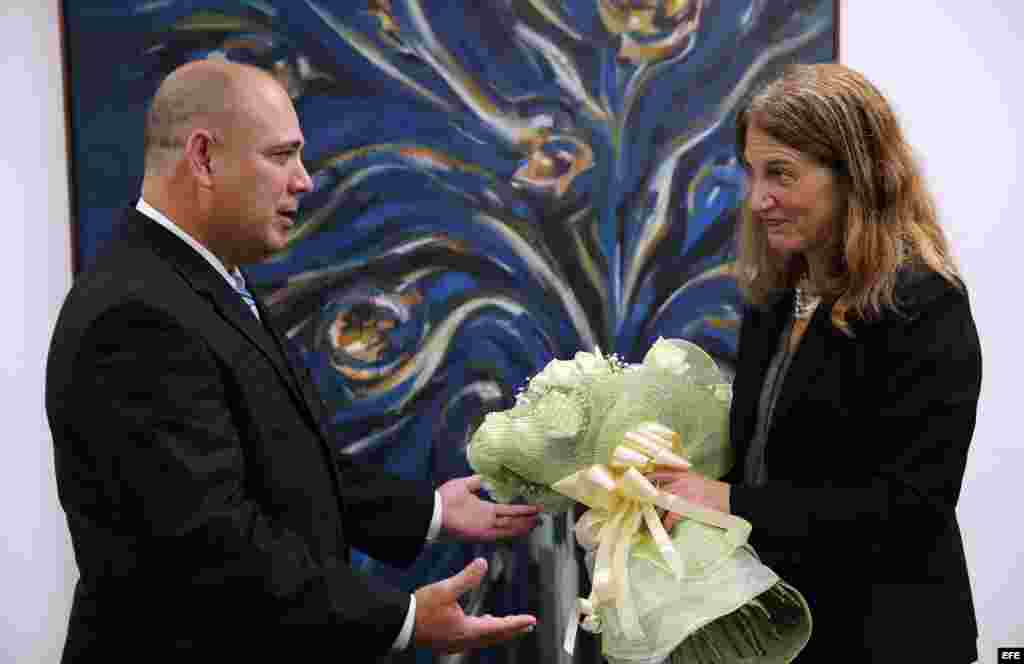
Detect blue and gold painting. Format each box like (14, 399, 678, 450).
(62, 1, 836, 661)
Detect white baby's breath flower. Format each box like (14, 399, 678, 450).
(574, 350, 605, 374)
(644, 337, 692, 376)
(530, 358, 581, 391)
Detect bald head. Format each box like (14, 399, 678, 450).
(139, 58, 312, 271)
(142, 59, 286, 176)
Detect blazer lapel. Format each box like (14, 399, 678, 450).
(129, 211, 316, 423)
(743, 293, 790, 402)
(769, 293, 841, 426)
(247, 278, 330, 435)
(730, 294, 789, 465)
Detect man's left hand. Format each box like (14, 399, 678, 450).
(439, 475, 541, 542)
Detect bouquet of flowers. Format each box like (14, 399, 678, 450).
(468, 338, 811, 664)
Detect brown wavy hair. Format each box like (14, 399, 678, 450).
(733, 63, 960, 335)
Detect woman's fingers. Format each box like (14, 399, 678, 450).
(645, 470, 689, 484)
(495, 503, 542, 517)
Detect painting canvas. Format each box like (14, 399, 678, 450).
(61, 1, 837, 661)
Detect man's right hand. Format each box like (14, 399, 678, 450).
(413, 558, 536, 654)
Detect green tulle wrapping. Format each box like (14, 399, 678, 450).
(600, 525, 811, 664)
(665, 582, 812, 664)
(467, 338, 812, 663)
(467, 338, 732, 507)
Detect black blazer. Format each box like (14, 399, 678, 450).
(46, 209, 435, 659)
(725, 268, 981, 662)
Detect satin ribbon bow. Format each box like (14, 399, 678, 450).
(551, 423, 753, 655)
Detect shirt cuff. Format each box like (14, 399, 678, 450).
(391, 595, 416, 651)
(426, 489, 443, 542)
(391, 491, 443, 651)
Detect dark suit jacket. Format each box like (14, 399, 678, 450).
(725, 268, 981, 662)
(46, 209, 435, 659)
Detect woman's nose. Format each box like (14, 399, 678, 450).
(749, 182, 777, 211)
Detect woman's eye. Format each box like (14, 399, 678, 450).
(771, 169, 794, 184)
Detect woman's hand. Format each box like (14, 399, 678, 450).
(646, 470, 731, 531)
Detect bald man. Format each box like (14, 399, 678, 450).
(46, 60, 538, 660)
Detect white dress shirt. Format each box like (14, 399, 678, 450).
(135, 198, 443, 650)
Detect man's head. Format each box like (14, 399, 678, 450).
(142, 59, 313, 271)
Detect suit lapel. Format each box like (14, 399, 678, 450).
(769, 293, 840, 426)
(743, 293, 790, 404)
(730, 294, 789, 464)
(129, 211, 317, 425)
(248, 282, 329, 435)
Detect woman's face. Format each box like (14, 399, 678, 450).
(742, 123, 844, 265)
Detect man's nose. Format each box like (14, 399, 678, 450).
(292, 159, 313, 194)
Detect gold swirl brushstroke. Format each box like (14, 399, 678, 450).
(305, 0, 457, 113)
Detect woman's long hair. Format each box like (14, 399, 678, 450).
(733, 63, 959, 334)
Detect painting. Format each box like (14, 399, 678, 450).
(61, 1, 837, 661)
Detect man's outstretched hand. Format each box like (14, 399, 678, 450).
(413, 558, 536, 654)
(438, 475, 541, 542)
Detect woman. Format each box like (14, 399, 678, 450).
(653, 63, 981, 662)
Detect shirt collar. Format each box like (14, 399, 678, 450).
(135, 197, 249, 292)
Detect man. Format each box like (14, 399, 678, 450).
(46, 59, 539, 660)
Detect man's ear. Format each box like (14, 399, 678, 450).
(184, 129, 217, 187)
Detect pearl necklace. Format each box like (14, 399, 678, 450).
(793, 279, 822, 320)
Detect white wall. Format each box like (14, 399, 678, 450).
(3, 1, 1021, 662)
(1, 3, 76, 663)
(842, 2, 1024, 662)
